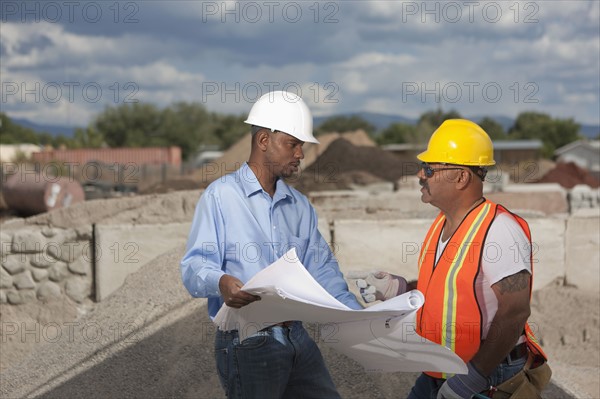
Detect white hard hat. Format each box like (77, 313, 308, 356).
(244, 90, 319, 144)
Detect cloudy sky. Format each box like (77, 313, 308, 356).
(1, 0, 599, 129)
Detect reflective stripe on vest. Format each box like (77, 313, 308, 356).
(416, 200, 546, 379)
(416, 201, 495, 378)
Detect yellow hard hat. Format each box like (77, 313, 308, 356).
(417, 119, 495, 166)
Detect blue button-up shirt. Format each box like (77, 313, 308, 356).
(181, 162, 362, 318)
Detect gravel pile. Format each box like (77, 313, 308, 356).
(0, 242, 592, 398)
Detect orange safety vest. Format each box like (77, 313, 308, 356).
(416, 200, 547, 379)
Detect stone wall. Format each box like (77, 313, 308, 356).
(1, 186, 598, 306)
(1, 190, 198, 306)
(1, 225, 93, 304)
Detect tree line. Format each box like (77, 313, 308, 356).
(0, 103, 582, 160)
(323, 109, 581, 158)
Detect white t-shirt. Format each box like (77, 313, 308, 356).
(435, 212, 532, 339)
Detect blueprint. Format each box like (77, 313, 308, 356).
(213, 248, 467, 374)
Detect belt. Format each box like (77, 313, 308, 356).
(504, 343, 528, 364)
(218, 321, 296, 335)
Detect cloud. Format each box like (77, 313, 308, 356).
(1, 0, 598, 127)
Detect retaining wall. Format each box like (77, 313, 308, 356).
(0, 226, 93, 304)
(1, 187, 598, 305)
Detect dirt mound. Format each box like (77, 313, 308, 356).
(294, 138, 412, 192)
(536, 162, 600, 189)
(187, 130, 377, 188)
(303, 130, 376, 169)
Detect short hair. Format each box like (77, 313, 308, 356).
(251, 125, 264, 135)
(467, 166, 488, 181)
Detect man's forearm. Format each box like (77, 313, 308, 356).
(470, 306, 529, 375)
(471, 271, 531, 375)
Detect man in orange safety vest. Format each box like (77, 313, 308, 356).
(358, 119, 550, 399)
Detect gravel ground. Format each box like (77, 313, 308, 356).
(1, 245, 595, 398)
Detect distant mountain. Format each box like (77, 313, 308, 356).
(11, 118, 77, 137)
(580, 124, 600, 139)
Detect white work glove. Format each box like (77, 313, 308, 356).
(355, 272, 408, 303)
(437, 362, 488, 399)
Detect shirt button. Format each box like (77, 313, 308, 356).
(273, 226, 277, 229)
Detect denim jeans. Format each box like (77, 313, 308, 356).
(214, 322, 340, 399)
(407, 354, 527, 399)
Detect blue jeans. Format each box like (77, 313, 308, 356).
(214, 322, 340, 399)
(407, 354, 527, 399)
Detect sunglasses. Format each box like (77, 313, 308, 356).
(420, 162, 466, 178)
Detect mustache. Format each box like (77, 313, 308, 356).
(419, 179, 431, 195)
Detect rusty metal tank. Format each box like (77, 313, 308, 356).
(2, 172, 85, 215)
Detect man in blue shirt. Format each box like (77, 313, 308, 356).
(181, 90, 362, 398)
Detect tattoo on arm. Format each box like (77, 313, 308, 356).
(497, 270, 530, 294)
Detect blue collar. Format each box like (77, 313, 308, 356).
(239, 163, 295, 203)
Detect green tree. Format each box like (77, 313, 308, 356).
(0, 113, 41, 144)
(407, 108, 463, 144)
(508, 112, 580, 157)
(94, 103, 163, 148)
(478, 117, 506, 140)
(212, 113, 248, 150)
(417, 108, 462, 129)
(317, 115, 376, 135)
(72, 127, 105, 148)
(91, 102, 250, 159)
(158, 102, 217, 159)
(376, 123, 417, 145)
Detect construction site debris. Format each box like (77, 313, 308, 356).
(536, 162, 600, 189)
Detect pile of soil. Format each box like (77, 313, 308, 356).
(536, 162, 600, 188)
(187, 131, 377, 188)
(303, 130, 375, 168)
(294, 138, 413, 192)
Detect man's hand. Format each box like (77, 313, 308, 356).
(437, 362, 488, 399)
(355, 272, 408, 303)
(218, 275, 261, 308)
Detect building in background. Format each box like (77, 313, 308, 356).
(0, 144, 41, 163)
(31, 146, 181, 167)
(555, 140, 600, 180)
(28, 146, 183, 199)
(382, 140, 543, 165)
